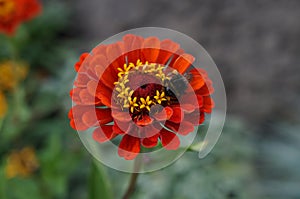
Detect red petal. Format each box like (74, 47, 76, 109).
(159, 129, 180, 150)
(79, 89, 101, 105)
(184, 111, 205, 125)
(68, 108, 73, 119)
(71, 87, 102, 106)
(113, 121, 128, 134)
(156, 39, 180, 65)
(136, 115, 153, 126)
(87, 80, 98, 96)
(141, 37, 160, 63)
(165, 117, 199, 135)
(74, 53, 89, 72)
(202, 96, 214, 113)
(172, 53, 195, 74)
(96, 82, 112, 107)
(168, 106, 184, 123)
(112, 110, 132, 122)
(138, 123, 160, 138)
(70, 88, 82, 104)
(69, 119, 85, 131)
(92, 125, 116, 143)
(123, 34, 144, 63)
(199, 112, 205, 124)
(92, 45, 107, 55)
(81, 110, 98, 127)
(96, 108, 113, 124)
(118, 134, 141, 160)
(123, 34, 137, 50)
(90, 54, 108, 77)
(196, 80, 214, 96)
(168, 48, 184, 66)
(163, 120, 194, 135)
(153, 107, 173, 121)
(196, 95, 204, 108)
(123, 34, 143, 51)
(189, 68, 205, 90)
(100, 67, 118, 90)
(106, 42, 125, 73)
(142, 133, 159, 148)
(164, 121, 179, 132)
(179, 93, 198, 113)
(89, 54, 108, 76)
(69, 106, 91, 131)
(82, 108, 112, 127)
(177, 121, 195, 135)
(74, 73, 90, 88)
(180, 104, 195, 113)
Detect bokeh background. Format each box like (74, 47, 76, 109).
(1, 0, 300, 198)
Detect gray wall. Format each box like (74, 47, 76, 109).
(73, 0, 300, 124)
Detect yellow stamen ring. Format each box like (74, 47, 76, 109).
(154, 90, 167, 104)
(114, 60, 170, 113)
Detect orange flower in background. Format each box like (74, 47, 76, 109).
(0, 60, 28, 91)
(5, 147, 39, 179)
(0, 60, 27, 118)
(69, 34, 214, 160)
(0, 91, 7, 118)
(0, 0, 42, 35)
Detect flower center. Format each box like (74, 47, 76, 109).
(113, 60, 170, 116)
(128, 74, 162, 99)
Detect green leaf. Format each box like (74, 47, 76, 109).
(89, 161, 113, 199)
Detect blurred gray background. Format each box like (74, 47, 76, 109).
(69, 0, 300, 198)
(73, 0, 300, 124)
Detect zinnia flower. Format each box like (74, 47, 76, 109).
(5, 147, 39, 178)
(0, 0, 42, 35)
(69, 34, 214, 160)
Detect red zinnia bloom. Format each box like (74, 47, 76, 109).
(0, 0, 42, 35)
(69, 34, 214, 160)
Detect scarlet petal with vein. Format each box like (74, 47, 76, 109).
(173, 53, 195, 74)
(141, 37, 160, 63)
(136, 115, 153, 126)
(160, 129, 180, 150)
(93, 125, 115, 143)
(142, 133, 159, 148)
(153, 107, 173, 121)
(75, 53, 89, 72)
(118, 135, 141, 160)
(169, 106, 183, 123)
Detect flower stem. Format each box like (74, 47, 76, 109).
(122, 155, 142, 199)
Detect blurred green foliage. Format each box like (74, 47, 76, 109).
(0, 1, 88, 199)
